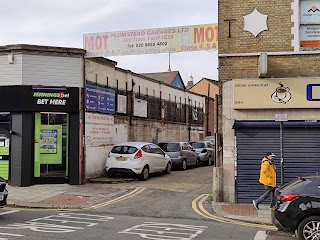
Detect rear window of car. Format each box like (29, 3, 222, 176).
(158, 142, 180, 152)
(192, 142, 205, 148)
(278, 177, 313, 193)
(111, 145, 138, 154)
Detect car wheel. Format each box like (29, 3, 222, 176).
(181, 159, 187, 170)
(208, 156, 212, 166)
(297, 216, 320, 240)
(139, 166, 149, 181)
(163, 163, 171, 174)
(195, 158, 200, 167)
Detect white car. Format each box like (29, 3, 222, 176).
(106, 142, 172, 180)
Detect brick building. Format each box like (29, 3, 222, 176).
(219, 0, 320, 202)
(189, 78, 219, 136)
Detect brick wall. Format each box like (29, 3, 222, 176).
(218, 0, 293, 54)
(217, 0, 320, 202)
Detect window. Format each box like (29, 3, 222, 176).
(149, 144, 163, 154)
(111, 145, 138, 154)
(299, 0, 320, 49)
(141, 145, 151, 153)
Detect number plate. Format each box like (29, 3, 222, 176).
(115, 157, 128, 161)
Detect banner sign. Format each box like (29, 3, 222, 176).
(84, 23, 218, 57)
(85, 85, 115, 114)
(234, 78, 320, 109)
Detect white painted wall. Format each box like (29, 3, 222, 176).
(0, 54, 22, 85)
(85, 145, 112, 178)
(86, 59, 205, 104)
(22, 54, 84, 87)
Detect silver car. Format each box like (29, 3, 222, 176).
(158, 142, 199, 170)
(190, 141, 215, 166)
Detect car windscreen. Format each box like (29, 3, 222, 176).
(158, 142, 180, 152)
(192, 142, 205, 148)
(111, 145, 138, 154)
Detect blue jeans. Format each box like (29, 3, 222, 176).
(255, 186, 276, 207)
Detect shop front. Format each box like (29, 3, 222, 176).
(231, 78, 320, 203)
(0, 86, 80, 186)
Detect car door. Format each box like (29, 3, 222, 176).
(149, 144, 165, 172)
(187, 142, 197, 164)
(141, 145, 157, 172)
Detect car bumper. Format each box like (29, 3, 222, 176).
(272, 209, 295, 233)
(198, 153, 209, 162)
(106, 162, 143, 175)
(170, 157, 184, 167)
(0, 190, 8, 208)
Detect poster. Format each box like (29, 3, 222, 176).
(40, 129, 57, 154)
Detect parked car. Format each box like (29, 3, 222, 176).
(272, 175, 320, 240)
(189, 141, 215, 166)
(158, 141, 199, 170)
(0, 177, 8, 208)
(106, 142, 172, 181)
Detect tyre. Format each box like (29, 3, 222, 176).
(139, 166, 149, 181)
(297, 216, 320, 240)
(163, 163, 171, 174)
(208, 156, 212, 166)
(181, 159, 187, 170)
(195, 158, 200, 167)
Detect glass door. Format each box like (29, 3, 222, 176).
(34, 112, 68, 179)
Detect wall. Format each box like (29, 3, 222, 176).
(22, 55, 84, 87)
(0, 54, 22, 85)
(219, 0, 320, 202)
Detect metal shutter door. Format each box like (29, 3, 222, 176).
(283, 127, 320, 183)
(236, 127, 280, 203)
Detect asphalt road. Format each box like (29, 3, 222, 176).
(0, 165, 296, 240)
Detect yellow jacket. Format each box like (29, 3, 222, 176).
(259, 157, 277, 187)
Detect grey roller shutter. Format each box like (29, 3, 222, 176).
(283, 126, 320, 183)
(235, 126, 280, 203)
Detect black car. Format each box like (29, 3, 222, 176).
(272, 175, 320, 240)
(0, 177, 8, 207)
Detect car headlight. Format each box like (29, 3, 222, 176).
(201, 149, 207, 153)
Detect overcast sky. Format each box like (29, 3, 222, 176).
(1, 0, 218, 84)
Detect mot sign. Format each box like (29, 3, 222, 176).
(84, 24, 218, 57)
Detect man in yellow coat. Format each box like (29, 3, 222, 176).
(252, 152, 277, 210)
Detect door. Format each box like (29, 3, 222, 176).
(0, 114, 10, 181)
(34, 112, 68, 181)
(149, 144, 165, 171)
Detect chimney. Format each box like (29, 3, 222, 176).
(187, 74, 194, 89)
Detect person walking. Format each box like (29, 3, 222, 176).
(252, 152, 277, 210)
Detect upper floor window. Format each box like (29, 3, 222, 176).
(300, 0, 320, 49)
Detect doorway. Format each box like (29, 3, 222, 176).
(34, 112, 68, 181)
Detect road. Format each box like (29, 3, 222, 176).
(0, 165, 296, 240)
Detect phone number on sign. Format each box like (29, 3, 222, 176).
(128, 42, 168, 48)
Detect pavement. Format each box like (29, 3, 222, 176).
(5, 178, 273, 226)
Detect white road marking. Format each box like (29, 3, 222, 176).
(254, 231, 267, 240)
(0, 232, 24, 236)
(120, 222, 207, 239)
(0, 210, 20, 216)
(0, 213, 114, 233)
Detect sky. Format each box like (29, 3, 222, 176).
(0, 0, 218, 84)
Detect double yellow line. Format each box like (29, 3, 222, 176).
(84, 187, 145, 210)
(192, 194, 277, 230)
